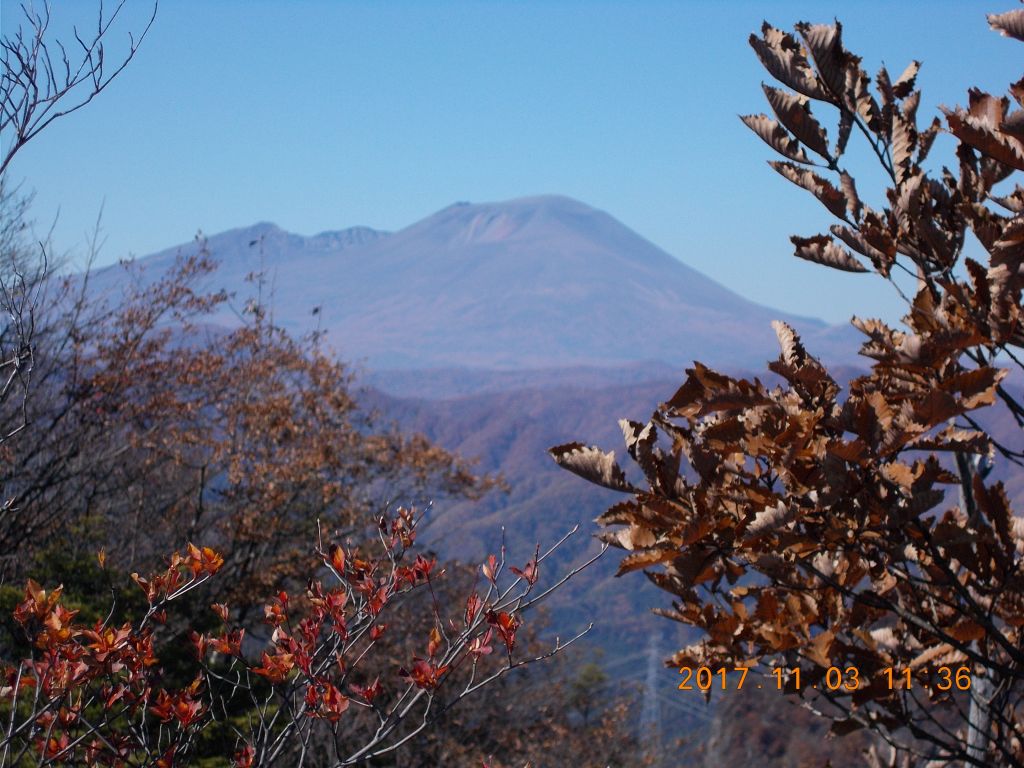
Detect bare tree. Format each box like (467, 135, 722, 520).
(0, 180, 39, 447)
(1, 0, 157, 176)
(0, 0, 155, 497)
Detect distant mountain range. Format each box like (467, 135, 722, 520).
(92, 195, 862, 378)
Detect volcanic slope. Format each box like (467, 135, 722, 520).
(94, 194, 858, 374)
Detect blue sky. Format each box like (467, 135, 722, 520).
(3, 0, 1017, 324)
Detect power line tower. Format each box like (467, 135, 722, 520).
(640, 629, 663, 763)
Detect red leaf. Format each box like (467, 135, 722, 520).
(328, 544, 346, 575)
(401, 658, 449, 690)
(485, 610, 521, 653)
(427, 626, 443, 658)
(464, 592, 482, 626)
(468, 628, 494, 658)
(510, 557, 539, 586)
(234, 745, 255, 768)
(482, 554, 498, 582)
(352, 677, 382, 703)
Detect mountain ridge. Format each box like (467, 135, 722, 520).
(88, 194, 862, 373)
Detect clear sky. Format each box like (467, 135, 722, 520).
(2, 0, 1018, 325)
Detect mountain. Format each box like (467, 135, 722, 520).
(90, 195, 861, 377)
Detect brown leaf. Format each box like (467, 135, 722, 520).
(548, 443, 635, 492)
(918, 116, 942, 164)
(1002, 109, 1024, 142)
(791, 234, 867, 273)
(826, 438, 867, 463)
(873, 570, 898, 596)
(772, 320, 809, 368)
(604, 523, 658, 551)
(595, 499, 643, 527)
(906, 425, 990, 454)
(620, 419, 665, 489)
(839, 172, 861, 220)
(892, 111, 918, 184)
(806, 629, 835, 667)
(988, 264, 1020, 341)
(749, 24, 828, 101)
(909, 643, 954, 670)
(701, 416, 747, 445)
(989, 8, 1024, 41)
(939, 366, 1006, 410)
(616, 547, 677, 576)
(836, 110, 854, 157)
(795, 22, 848, 100)
(762, 85, 830, 158)
(992, 185, 1024, 214)
(876, 65, 894, 110)
(946, 96, 1024, 171)
(1012, 76, 1024, 109)
(770, 161, 849, 218)
(741, 114, 811, 164)
(663, 364, 769, 418)
(892, 61, 921, 99)
(972, 477, 1014, 551)
(945, 620, 985, 643)
(745, 500, 793, 536)
(851, 67, 883, 132)
(830, 224, 896, 276)
(911, 389, 960, 430)
(880, 461, 915, 493)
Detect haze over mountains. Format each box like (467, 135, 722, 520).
(97, 195, 860, 381)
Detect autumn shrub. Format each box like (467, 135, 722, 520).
(0, 507, 618, 766)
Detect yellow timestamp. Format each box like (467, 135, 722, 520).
(677, 665, 973, 692)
